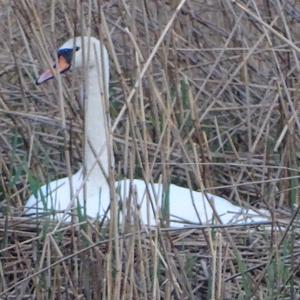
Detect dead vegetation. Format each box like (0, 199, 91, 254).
(0, 0, 300, 298)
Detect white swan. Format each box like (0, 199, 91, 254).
(25, 36, 268, 227)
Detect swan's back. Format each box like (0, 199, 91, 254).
(116, 179, 268, 227)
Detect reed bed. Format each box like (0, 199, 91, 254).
(0, 0, 300, 298)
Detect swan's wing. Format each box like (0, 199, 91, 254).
(25, 176, 71, 216)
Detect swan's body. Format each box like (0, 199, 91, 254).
(26, 167, 267, 225)
(26, 37, 268, 227)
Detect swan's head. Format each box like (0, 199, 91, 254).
(36, 36, 109, 85)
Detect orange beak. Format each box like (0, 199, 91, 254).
(36, 55, 70, 85)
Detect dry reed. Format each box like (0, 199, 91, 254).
(0, 0, 300, 299)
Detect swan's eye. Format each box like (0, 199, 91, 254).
(57, 48, 77, 65)
(75, 46, 80, 51)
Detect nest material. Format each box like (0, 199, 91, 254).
(0, 216, 298, 299)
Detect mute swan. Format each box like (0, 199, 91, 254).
(25, 36, 268, 227)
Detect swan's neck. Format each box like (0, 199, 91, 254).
(84, 65, 110, 196)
